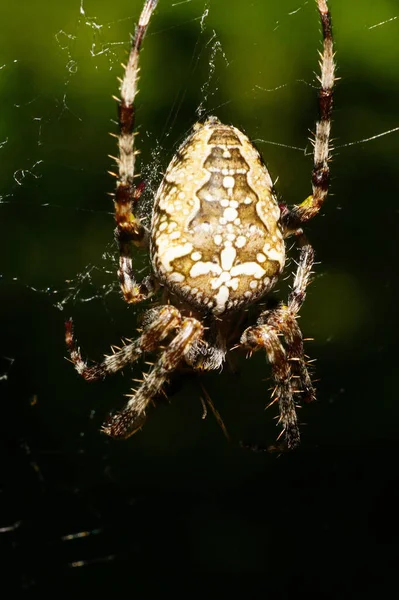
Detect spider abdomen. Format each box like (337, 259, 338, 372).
(151, 116, 285, 315)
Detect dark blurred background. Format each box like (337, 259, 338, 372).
(1, 0, 398, 593)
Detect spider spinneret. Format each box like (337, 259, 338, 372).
(66, 0, 335, 450)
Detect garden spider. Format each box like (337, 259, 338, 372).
(66, 0, 335, 450)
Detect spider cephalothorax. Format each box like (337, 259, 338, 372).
(66, 0, 335, 450)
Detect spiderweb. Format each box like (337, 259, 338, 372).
(1, 0, 399, 588)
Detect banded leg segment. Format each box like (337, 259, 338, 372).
(282, 0, 335, 233)
(241, 325, 300, 450)
(112, 0, 159, 303)
(261, 244, 316, 403)
(241, 244, 316, 449)
(287, 244, 316, 402)
(65, 305, 180, 381)
(102, 317, 204, 439)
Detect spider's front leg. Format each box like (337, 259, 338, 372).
(240, 244, 315, 449)
(241, 324, 300, 449)
(262, 243, 316, 404)
(111, 0, 159, 303)
(65, 305, 181, 381)
(102, 316, 204, 439)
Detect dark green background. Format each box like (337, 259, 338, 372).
(1, 0, 398, 592)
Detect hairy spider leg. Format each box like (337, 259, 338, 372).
(112, 0, 159, 303)
(241, 323, 300, 450)
(259, 243, 316, 404)
(102, 317, 204, 438)
(65, 305, 180, 381)
(240, 244, 315, 449)
(282, 0, 335, 234)
(285, 243, 316, 401)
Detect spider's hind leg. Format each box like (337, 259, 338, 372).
(112, 0, 159, 304)
(281, 0, 335, 235)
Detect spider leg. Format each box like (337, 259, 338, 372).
(241, 324, 300, 450)
(282, 0, 335, 234)
(112, 0, 158, 303)
(258, 243, 316, 404)
(102, 317, 204, 439)
(240, 243, 315, 449)
(65, 305, 180, 381)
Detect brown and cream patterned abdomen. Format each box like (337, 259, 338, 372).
(151, 116, 285, 315)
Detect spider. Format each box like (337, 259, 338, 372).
(66, 0, 335, 450)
